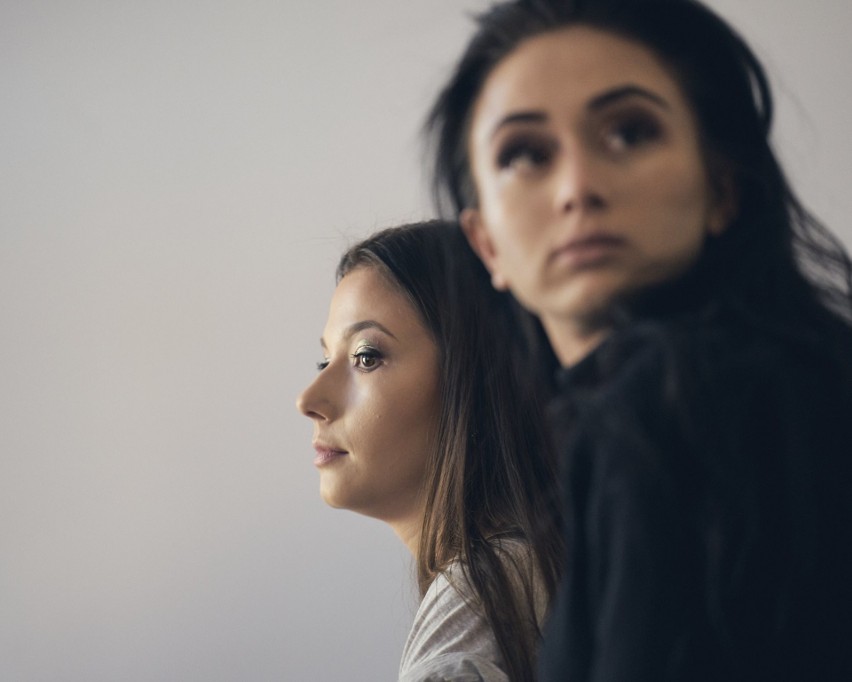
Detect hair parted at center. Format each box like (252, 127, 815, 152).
(425, 0, 852, 335)
(337, 220, 563, 682)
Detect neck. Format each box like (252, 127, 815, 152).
(388, 512, 422, 557)
(541, 259, 717, 366)
(541, 315, 610, 367)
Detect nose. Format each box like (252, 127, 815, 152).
(553, 143, 607, 214)
(296, 372, 333, 422)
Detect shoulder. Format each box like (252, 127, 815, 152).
(569, 312, 843, 429)
(398, 563, 507, 682)
(554, 312, 852, 516)
(488, 536, 550, 625)
(398, 541, 547, 682)
(558, 312, 852, 547)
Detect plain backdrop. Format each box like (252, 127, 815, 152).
(1, 1, 850, 680)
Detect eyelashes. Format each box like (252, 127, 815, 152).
(315, 344, 384, 373)
(496, 135, 556, 172)
(493, 110, 665, 172)
(601, 112, 663, 152)
(350, 345, 382, 371)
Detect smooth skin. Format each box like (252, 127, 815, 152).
(297, 266, 441, 553)
(462, 26, 733, 366)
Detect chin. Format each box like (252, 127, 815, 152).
(551, 280, 624, 323)
(319, 483, 349, 511)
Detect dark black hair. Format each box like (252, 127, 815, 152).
(425, 1, 852, 672)
(426, 0, 852, 336)
(338, 220, 562, 682)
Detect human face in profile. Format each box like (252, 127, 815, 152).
(296, 266, 441, 551)
(462, 26, 732, 364)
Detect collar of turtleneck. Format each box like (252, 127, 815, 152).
(555, 256, 721, 391)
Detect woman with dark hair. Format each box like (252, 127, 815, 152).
(426, 0, 852, 679)
(297, 221, 562, 681)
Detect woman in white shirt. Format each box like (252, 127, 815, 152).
(297, 220, 562, 681)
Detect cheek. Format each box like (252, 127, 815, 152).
(361, 374, 436, 443)
(496, 177, 547, 216)
(346, 384, 384, 445)
(673, 178, 714, 240)
(643, 158, 713, 236)
(482, 190, 544, 256)
(398, 376, 441, 443)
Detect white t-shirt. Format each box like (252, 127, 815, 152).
(398, 543, 547, 682)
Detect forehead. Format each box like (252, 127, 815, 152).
(470, 25, 690, 135)
(324, 266, 427, 341)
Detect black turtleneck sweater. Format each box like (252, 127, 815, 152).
(538, 276, 852, 681)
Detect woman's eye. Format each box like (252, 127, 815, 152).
(496, 138, 555, 173)
(351, 348, 382, 371)
(316, 359, 330, 371)
(602, 115, 662, 153)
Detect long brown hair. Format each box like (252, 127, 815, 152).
(338, 220, 563, 682)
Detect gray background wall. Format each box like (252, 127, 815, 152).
(1, 1, 849, 680)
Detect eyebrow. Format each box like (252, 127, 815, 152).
(588, 84, 669, 111)
(489, 111, 548, 140)
(320, 319, 398, 350)
(488, 84, 670, 140)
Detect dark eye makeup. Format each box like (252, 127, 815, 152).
(316, 333, 389, 373)
(351, 345, 383, 371)
(601, 109, 664, 152)
(495, 133, 556, 171)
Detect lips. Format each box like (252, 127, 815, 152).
(313, 444, 348, 467)
(550, 233, 626, 267)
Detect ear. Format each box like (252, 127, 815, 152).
(460, 208, 509, 290)
(706, 171, 739, 237)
